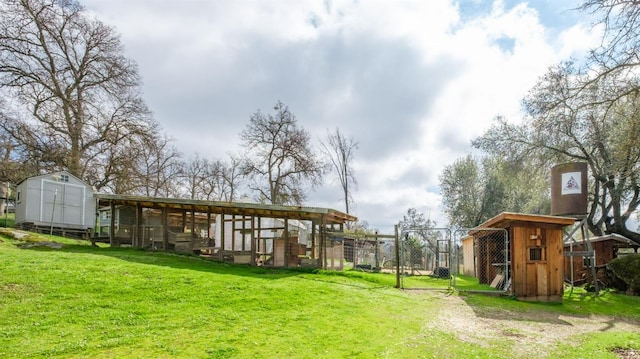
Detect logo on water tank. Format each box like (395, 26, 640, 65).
(561, 172, 582, 195)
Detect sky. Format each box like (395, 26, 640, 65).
(82, 0, 601, 233)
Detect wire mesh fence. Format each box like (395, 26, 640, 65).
(344, 236, 397, 271)
(452, 228, 510, 293)
(398, 228, 452, 289)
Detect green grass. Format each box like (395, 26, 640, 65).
(452, 274, 498, 291)
(1, 231, 639, 358)
(0, 212, 14, 228)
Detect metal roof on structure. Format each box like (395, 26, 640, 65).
(478, 212, 577, 229)
(94, 193, 357, 225)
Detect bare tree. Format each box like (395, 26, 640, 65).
(474, 63, 640, 244)
(183, 154, 213, 200)
(240, 101, 324, 205)
(133, 134, 183, 198)
(321, 128, 358, 214)
(181, 152, 245, 202)
(580, 1, 640, 87)
(0, 0, 157, 190)
(220, 153, 244, 202)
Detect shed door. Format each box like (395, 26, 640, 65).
(40, 180, 85, 226)
(515, 226, 551, 298)
(62, 184, 84, 226)
(41, 181, 65, 224)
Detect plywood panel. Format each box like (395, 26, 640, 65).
(511, 227, 528, 297)
(537, 264, 548, 296)
(547, 228, 564, 296)
(526, 263, 537, 297)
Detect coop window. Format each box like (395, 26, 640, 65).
(60, 174, 69, 182)
(529, 247, 545, 261)
(583, 255, 596, 268)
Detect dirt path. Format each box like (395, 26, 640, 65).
(430, 293, 640, 358)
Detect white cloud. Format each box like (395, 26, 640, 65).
(82, 0, 600, 230)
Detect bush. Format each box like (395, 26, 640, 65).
(607, 254, 640, 295)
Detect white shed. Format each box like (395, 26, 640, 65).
(15, 171, 96, 231)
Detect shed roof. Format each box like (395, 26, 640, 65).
(17, 171, 91, 187)
(478, 212, 576, 229)
(564, 233, 638, 246)
(95, 193, 357, 225)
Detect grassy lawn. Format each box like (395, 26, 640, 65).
(1, 231, 639, 358)
(0, 212, 14, 228)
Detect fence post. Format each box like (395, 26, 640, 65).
(395, 225, 400, 288)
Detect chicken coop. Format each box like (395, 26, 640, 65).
(478, 212, 576, 302)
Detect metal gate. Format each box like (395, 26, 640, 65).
(452, 228, 510, 293)
(399, 228, 452, 289)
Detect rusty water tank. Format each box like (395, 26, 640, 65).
(550, 162, 588, 216)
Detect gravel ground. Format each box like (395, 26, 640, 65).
(429, 292, 640, 358)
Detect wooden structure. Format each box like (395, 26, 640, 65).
(95, 194, 356, 270)
(564, 234, 639, 286)
(478, 212, 576, 302)
(460, 235, 475, 277)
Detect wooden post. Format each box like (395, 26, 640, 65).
(136, 204, 143, 248)
(219, 211, 225, 260)
(231, 214, 236, 252)
(109, 200, 115, 247)
(257, 217, 262, 265)
(338, 236, 344, 270)
(242, 216, 247, 252)
(207, 212, 212, 241)
(320, 217, 326, 269)
(395, 225, 400, 288)
(284, 218, 289, 268)
(190, 206, 196, 238)
(375, 231, 379, 271)
(162, 207, 169, 251)
(311, 223, 317, 259)
(250, 215, 256, 266)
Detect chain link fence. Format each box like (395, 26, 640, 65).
(398, 228, 452, 289)
(344, 235, 397, 271)
(452, 228, 510, 293)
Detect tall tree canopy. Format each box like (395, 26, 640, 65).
(240, 101, 324, 205)
(474, 62, 640, 243)
(0, 0, 160, 190)
(398, 207, 438, 244)
(439, 154, 550, 229)
(462, 1, 640, 244)
(321, 128, 358, 214)
(439, 155, 502, 228)
(182, 153, 242, 202)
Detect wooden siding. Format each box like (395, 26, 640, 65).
(511, 225, 564, 302)
(478, 212, 572, 302)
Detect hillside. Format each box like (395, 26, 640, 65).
(1, 230, 639, 358)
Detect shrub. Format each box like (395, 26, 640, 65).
(607, 254, 640, 295)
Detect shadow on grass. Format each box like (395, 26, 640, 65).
(13, 238, 404, 289)
(23, 241, 308, 281)
(458, 288, 640, 328)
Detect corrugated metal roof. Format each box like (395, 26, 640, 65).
(94, 193, 357, 224)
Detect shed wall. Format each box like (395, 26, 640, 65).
(511, 225, 564, 301)
(16, 173, 95, 229)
